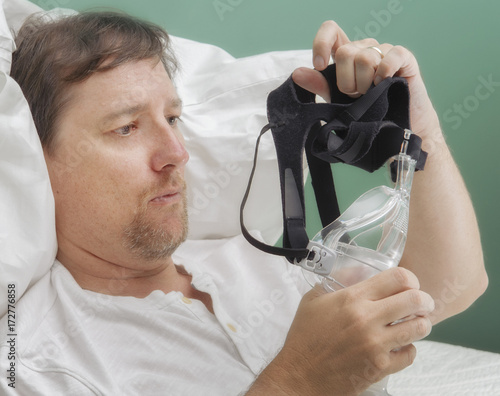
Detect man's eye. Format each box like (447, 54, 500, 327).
(113, 123, 136, 136)
(167, 116, 181, 127)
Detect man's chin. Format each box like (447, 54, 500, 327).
(123, 205, 188, 262)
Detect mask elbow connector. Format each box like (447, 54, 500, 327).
(295, 241, 337, 277)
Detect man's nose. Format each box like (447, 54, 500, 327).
(150, 119, 189, 172)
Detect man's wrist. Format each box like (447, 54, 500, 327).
(245, 356, 299, 395)
(245, 349, 356, 396)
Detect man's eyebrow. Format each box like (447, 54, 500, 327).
(99, 97, 183, 127)
(100, 104, 146, 127)
(170, 97, 183, 110)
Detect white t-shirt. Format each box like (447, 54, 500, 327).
(0, 235, 311, 396)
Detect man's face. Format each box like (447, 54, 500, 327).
(45, 59, 189, 270)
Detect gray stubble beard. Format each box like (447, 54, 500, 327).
(123, 192, 189, 262)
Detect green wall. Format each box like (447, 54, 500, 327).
(33, 0, 500, 353)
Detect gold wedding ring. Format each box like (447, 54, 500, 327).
(368, 46, 384, 59)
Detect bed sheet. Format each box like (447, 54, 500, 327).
(388, 341, 500, 395)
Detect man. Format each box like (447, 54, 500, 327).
(1, 10, 487, 395)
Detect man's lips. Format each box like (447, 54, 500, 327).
(150, 190, 183, 204)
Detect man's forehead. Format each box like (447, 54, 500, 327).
(64, 60, 181, 125)
(71, 59, 174, 99)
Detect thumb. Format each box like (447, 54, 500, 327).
(292, 67, 331, 102)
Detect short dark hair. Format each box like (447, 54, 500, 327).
(11, 11, 178, 154)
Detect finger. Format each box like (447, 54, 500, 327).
(354, 50, 379, 94)
(292, 67, 331, 102)
(387, 315, 433, 350)
(362, 343, 417, 381)
(386, 344, 417, 375)
(334, 39, 379, 95)
(374, 44, 419, 84)
(353, 44, 391, 92)
(382, 288, 435, 325)
(333, 43, 358, 95)
(346, 267, 421, 301)
(312, 20, 350, 70)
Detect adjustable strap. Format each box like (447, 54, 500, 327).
(308, 67, 426, 228)
(305, 131, 341, 228)
(240, 64, 427, 262)
(240, 124, 310, 260)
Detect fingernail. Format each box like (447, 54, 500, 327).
(374, 76, 383, 85)
(314, 55, 325, 69)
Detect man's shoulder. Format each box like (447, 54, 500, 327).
(0, 262, 118, 394)
(1, 262, 90, 364)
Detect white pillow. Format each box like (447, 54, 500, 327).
(0, 0, 312, 316)
(0, 3, 13, 72)
(0, 0, 57, 317)
(172, 37, 311, 241)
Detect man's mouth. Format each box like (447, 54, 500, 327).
(150, 191, 182, 205)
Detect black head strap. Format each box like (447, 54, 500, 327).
(240, 64, 427, 262)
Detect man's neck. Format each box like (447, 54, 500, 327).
(56, 247, 214, 313)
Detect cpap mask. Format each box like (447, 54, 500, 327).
(240, 63, 427, 273)
(240, 64, 427, 396)
(301, 135, 416, 292)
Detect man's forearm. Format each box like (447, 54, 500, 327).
(400, 125, 488, 324)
